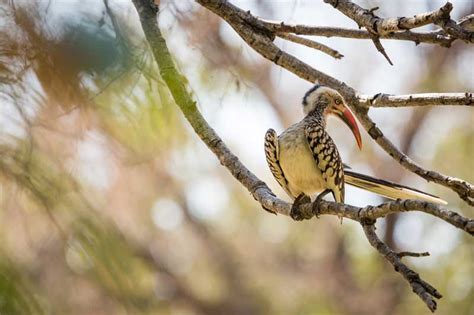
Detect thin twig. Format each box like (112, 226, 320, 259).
(397, 251, 430, 258)
(277, 33, 344, 59)
(371, 36, 393, 65)
(263, 22, 453, 46)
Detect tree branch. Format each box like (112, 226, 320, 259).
(263, 22, 453, 46)
(397, 251, 430, 258)
(323, 0, 473, 64)
(277, 33, 344, 59)
(362, 223, 442, 312)
(435, 13, 474, 43)
(358, 92, 473, 108)
(291, 198, 474, 235)
(355, 112, 474, 206)
(323, 0, 452, 35)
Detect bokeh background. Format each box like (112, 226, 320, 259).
(0, 0, 473, 314)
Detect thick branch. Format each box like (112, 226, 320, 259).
(322, 0, 449, 63)
(324, 0, 474, 44)
(358, 92, 473, 108)
(323, 0, 452, 35)
(458, 14, 474, 31)
(362, 224, 442, 312)
(322, 0, 473, 63)
(435, 14, 474, 43)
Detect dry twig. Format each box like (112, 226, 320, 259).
(362, 223, 442, 312)
(277, 33, 344, 59)
(263, 22, 454, 46)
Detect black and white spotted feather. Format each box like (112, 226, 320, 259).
(264, 129, 292, 198)
(304, 121, 345, 203)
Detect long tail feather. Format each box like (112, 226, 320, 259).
(344, 170, 447, 205)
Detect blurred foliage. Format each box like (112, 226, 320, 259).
(0, 256, 47, 315)
(0, 1, 472, 315)
(67, 218, 158, 312)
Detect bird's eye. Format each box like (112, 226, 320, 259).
(335, 99, 342, 105)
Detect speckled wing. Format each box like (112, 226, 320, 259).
(304, 122, 345, 203)
(264, 129, 293, 198)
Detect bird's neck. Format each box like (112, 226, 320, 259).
(305, 107, 326, 128)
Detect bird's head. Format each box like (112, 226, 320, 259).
(302, 84, 362, 149)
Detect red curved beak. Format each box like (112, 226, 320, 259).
(334, 105, 362, 150)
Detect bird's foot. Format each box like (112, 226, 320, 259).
(290, 194, 311, 221)
(312, 189, 331, 219)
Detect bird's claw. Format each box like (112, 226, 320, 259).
(290, 194, 311, 221)
(290, 206, 303, 221)
(312, 200, 321, 218)
(262, 205, 277, 215)
(312, 189, 331, 219)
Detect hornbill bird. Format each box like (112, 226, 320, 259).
(264, 85, 446, 220)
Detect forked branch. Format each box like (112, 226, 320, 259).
(323, 0, 452, 35)
(362, 224, 442, 312)
(323, 0, 473, 63)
